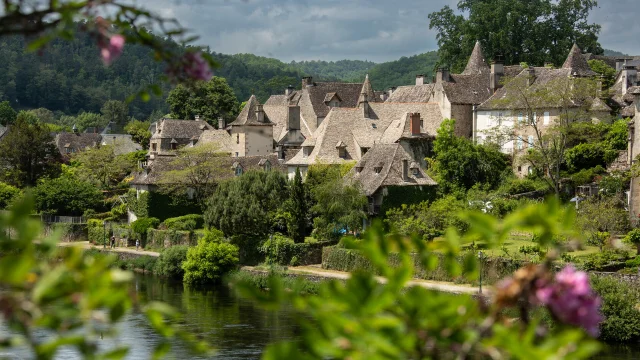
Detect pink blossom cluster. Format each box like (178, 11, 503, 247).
(181, 51, 213, 81)
(535, 266, 603, 337)
(99, 34, 125, 66)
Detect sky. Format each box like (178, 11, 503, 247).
(139, 0, 640, 63)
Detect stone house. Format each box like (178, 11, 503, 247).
(285, 79, 445, 179)
(228, 95, 275, 157)
(610, 60, 640, 118)
(148, 118, 213, 159)
(625, 87, 640, 222)
(345, 143, 437, 215)
(54, 129, 102, 160)
(475, 44, 610, 177)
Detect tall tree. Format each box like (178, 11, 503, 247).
(101, 100, 129, 129)
(72, 144, 139, 190)
(124, 120, 151, 149)
(0, 101, 16, 126)
(429, 0, 602, 72)
(0, 118, 61, 186)
(166, 77, 240, 127)
(286, 167, 308, 243)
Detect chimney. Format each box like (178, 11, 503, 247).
(72, 124, 78, 134)
(302, 76, 313, 87)
(416, 74, 425, 86)
(596, 75, 604, 98)
(490, 59, 504, 94)
(256, 104, 265, 123)
(633, 88, 640, 118)
(218, 116, 226, 129)
(622, 65, 638, 95)
(287, 105, 300, 131)
(436, 68, 450, 83)
(616, 58, 628, 72)
(402, 159, 409, 182)
(410, 113, 421, 135)
(195, 115, 201, 121)
(527, 68, 536, 87)
(285, 85, 294, 96)
(388, 87, 396, 98)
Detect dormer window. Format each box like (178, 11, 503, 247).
(303, 146, 312, 158)
(356, 166, 364, 174)
(336, 141, 347, 159)
(170, 138, 178, 150)
(259, 159, 271, 171)
(233, 162, 243, 176)
(410, 162, 420, 176)
(374, 163, 383, 174)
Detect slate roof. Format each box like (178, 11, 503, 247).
(360, 74, 376, 102)
(100, 134, 143, 155)
(55, 132, 101, 158)
(562, 44, 597, 77)
(305, 81, 367, 119)
(442, 73, 494, 104)
(462, 41, 490, 75)
(287, 102, 444, 166)
(478, 67, 588, 110)
(195, 129, 234, 153)
(589, 97, 612, 112)
(386, 84, 435, 103)
(151, 119, 213, 140)
(130, 154, 286, 185)
(379, 112, 438, 144)
(346, 143, 436, 196)
(229, 95, 275, 127)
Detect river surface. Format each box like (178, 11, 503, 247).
(0, 273, 639, 359)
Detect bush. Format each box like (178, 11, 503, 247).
(581, 250, 630, 271)
(385, 195, 468, 240)
(87, 219, 106, 245)
(569, 166, 606, 186)
(132, 256, 157, 273)
(182, 229, 239, 285)
(33, 175, 103, 216)
(591, 276, 640, 342)
(625, 228, 640, 255)
(155, 245, 189, 279)
(259, 234, 327, 266)
(131, 217, 160, 246)
(0, 182, 21, 209)
(497, 177, 549, 196)
(162, 214, 204, 231)
(565, 142, 618, 173)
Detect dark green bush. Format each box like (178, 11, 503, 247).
(162, 214, 204, 231)
(581, 250, 630, 271)
(132, 256, 157, 273)
(0, 182, 21, 209)
(33, 175, 103, 216)
(182, 229, 239, 285)
(565, 142, 618, 173)
(155, 245, 189, 279)
(131, 217, 160, 246)
(591, 275, 640, 342)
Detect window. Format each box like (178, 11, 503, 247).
(518, 113, 524, 124)
(374, 167, 382, 174)
(236, 134, 240, 144)
(338, 147, 346, 158)
(152, 143, 157, 152)
(235, 152, 239, 157)
(356, 166, 363, 174)
(517, 166, 522, 172)
(264, 162, 271, 171)
(361, 147, 368, 155)
(528, 135, 534, 148)
(544, 112, 550, 125)
(412, 168, 420, 176)
(171, 143, 177, 150)
(531, 112, 537, 125)
(65, 147, 71, 154)
(517, 138, 523, 150)
(528, 167, 533, 175)
(235, 166, 243, 176)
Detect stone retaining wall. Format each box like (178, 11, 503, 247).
(591, 271, 640, 283)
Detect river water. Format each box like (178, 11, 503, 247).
(0, 273, 639, 359)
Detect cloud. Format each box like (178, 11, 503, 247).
(139, 0, 638, 62)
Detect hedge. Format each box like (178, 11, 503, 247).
(260, 235, 336, 266)
(88, 220, 131, 245)
(321, 246, 523, 285)
(128, 190, 200, 222)
(147, 229, 205, 249)
(161, 214, 204, 231)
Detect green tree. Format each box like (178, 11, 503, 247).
(71, 144, 138, 189)
(285, 168, 308, 243)
(0, 182, 21, 209)
(182, 229, 239, 285)
(33, 175, 103, 215)
(0, 100, 16, 126)
(311, 177, 367, 241)
(28, 108, 55, 124)
(75, 112, 107, 132)
(565, 142, 618, 173)
(588, 59, 617, 89)
(101, 100, 129, 129)
(124, 120, 151, 149)
(205, 170, 289, 239)
(15, 110, 39, 125)
(625, 228, 640, 255)
(167, 77, 240, 127)
(429, 0, 602, 72)
(430, 119, 510, 193)
(0, 118, 61, 187)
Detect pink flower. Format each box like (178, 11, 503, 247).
(101, 34, 125, 66)
(535, 266, 603, 337)
(182, 51, 213, 81)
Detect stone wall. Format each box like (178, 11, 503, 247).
(591, 271, 640, 284)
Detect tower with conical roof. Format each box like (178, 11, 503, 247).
(562, 44, 596, 77)
(462, 41, 490, 75)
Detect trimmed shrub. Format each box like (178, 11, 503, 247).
(322, 246, 521, 285)
(182, 229, 239, 285)
(162, 214, 204, 231)
(131, 217, 160, 247)
(591, 275, 640, 342)
(0, 182, 21, 209)
(155, 245, 189, 279)
(87, 219, 106, 245)
(259, 234, 329, 266)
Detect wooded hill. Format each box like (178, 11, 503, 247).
(0, 28, 625, 120)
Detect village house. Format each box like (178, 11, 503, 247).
(227, 95, 276, 157)
(474, 44, 611, 177)
(610, 60, 640, 118)
(625, 87, 640, 222)
(54, 126, 102, 160)
(262, 75, 381, 160)
(345, 143, 437, 216)
(285, 76, 446, 180)
(148, 117, 213, 159)
(386, 41, 523, 139)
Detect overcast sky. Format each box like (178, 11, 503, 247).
(140, 0, 639, 63)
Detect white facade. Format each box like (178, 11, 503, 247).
(475, 110, 553, 154)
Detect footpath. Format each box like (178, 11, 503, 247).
(57, 242, 485, 295)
